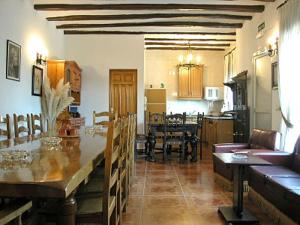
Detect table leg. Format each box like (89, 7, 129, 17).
(147, 133, 156, 162)
(58, 193, 77, 225)
(190, 135, 198, 162)
(218, 165, 259, 224)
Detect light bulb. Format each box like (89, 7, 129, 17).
(178, 55, 184, 64)
(186, 53, 193, 63)
(196, 55, 201, 64)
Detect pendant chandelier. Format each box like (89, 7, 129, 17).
(177, 42, 201, 66)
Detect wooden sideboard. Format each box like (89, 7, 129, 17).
(47, 60, 82, 105)
(178, 65, 203, 99)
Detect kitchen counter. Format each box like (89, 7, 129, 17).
(204, 115, 234, 120)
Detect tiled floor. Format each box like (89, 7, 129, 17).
(123, 150, 274, 225)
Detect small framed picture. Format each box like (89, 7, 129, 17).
(6, 40, 21, 81)
(32, 66, 43, 96)
(272, 62, 278, 89)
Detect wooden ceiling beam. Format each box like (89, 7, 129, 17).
(64, 30, 237, 35)
(47, 13, 252, 21)
(145, 42, 230, 47)
(57, 21, 243, 29)
(34, 4, 265, 13)
(145, 38, 236, 42)
(146, 47, 225, 51)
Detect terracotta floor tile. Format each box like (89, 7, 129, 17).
(123, 147, 276, 225)
(141, 210, 193, 225)
(144, 183, 183, 196)
(143, 196, 187, 209)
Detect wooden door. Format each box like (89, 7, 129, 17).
(109, 69, 137, 117)
(190, 66, 203, 98)
(178, 66, 190, 98)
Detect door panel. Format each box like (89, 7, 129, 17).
(178, 66, 189, 98)
(254, 56, 272, 130)
(109, 69, 137, 117)
(190, 66, 203, 98)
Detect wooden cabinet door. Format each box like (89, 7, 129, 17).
(109, 69, 137, 117)
(178, 66, 190, 98)
(190, 66, 203, 98)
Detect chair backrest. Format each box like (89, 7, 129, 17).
(103, 119, 121, 224)
(13, 114, 31, 138)
(248, 128, 280, 150)
(0, 114, 11, 140)
(93, 111, 116, 126)
(31, 113, 44, 135)
(120, 117, 129, 158)
(196, 112, 204, 137)
(165, 113, 186, 125)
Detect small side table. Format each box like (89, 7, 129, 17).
(213, 153, 271, 225)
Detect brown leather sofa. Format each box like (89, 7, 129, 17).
(249, 136, 300, 224)
(212, 129, 282, 188)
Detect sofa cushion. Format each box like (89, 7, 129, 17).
(249, 129, 279, 150)
(250, 165, 300, 178)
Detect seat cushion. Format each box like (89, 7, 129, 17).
(231, 149, 274, 154)
(267, 177, 300, 191)
(250, 165, 300, 178)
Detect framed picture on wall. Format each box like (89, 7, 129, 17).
(272, 62, 278, 89)
(6, 40, 21, 81)
(32, 66, 43, 96)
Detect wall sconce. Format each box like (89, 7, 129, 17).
(267, 37, 278, 57)
(36, 53, 47, 65)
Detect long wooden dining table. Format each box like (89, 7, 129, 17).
(0, 130, 107, 225)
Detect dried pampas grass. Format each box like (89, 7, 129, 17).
(41, 76, 74, 135)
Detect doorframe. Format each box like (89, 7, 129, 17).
(109, 69, 138, 116)
(252, 50, 271, 131)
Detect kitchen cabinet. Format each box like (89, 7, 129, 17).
(204, 118, 233, 149)
(178, 65, 203, 99)
(47, 60, 82, 105)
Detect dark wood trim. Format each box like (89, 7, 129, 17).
(145, 42, 230, 47)
(277, 0, 288, 9)
(57, 21, 243, 29)
(47, 13, 252, 21)
(64, 30, 237, 35)
(145, 38, 236, 42)
(146, 47, 225, 51)
(34, 4, 265, 13)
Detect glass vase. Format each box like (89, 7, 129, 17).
(47, 118, 57, 137)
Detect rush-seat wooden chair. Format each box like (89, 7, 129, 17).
(0, 114, 11, 141)
(93, 111, 117, 126)
(0, 200, 32, 225)
(76, 119, 121, 225)
(13, 114, 31, 138)
(31, 113, 44, 135)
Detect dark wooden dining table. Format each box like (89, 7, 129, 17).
(0, 130, 106, 225)
(147, 122, 200, 162)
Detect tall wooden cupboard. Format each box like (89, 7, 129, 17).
(47, 60, 82, 105)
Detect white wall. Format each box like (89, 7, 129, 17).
(65, 35, 145, 132)
(234, 1, 284, 130)
(145, 50, 224, 115)
(0, 0, 64, 116)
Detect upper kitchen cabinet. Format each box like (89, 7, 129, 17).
(178, 65, 203, 100)
(47, 60, 82, 105)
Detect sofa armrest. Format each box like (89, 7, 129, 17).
(212, 143, 249, 153)
(255, 152, 293, 166)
